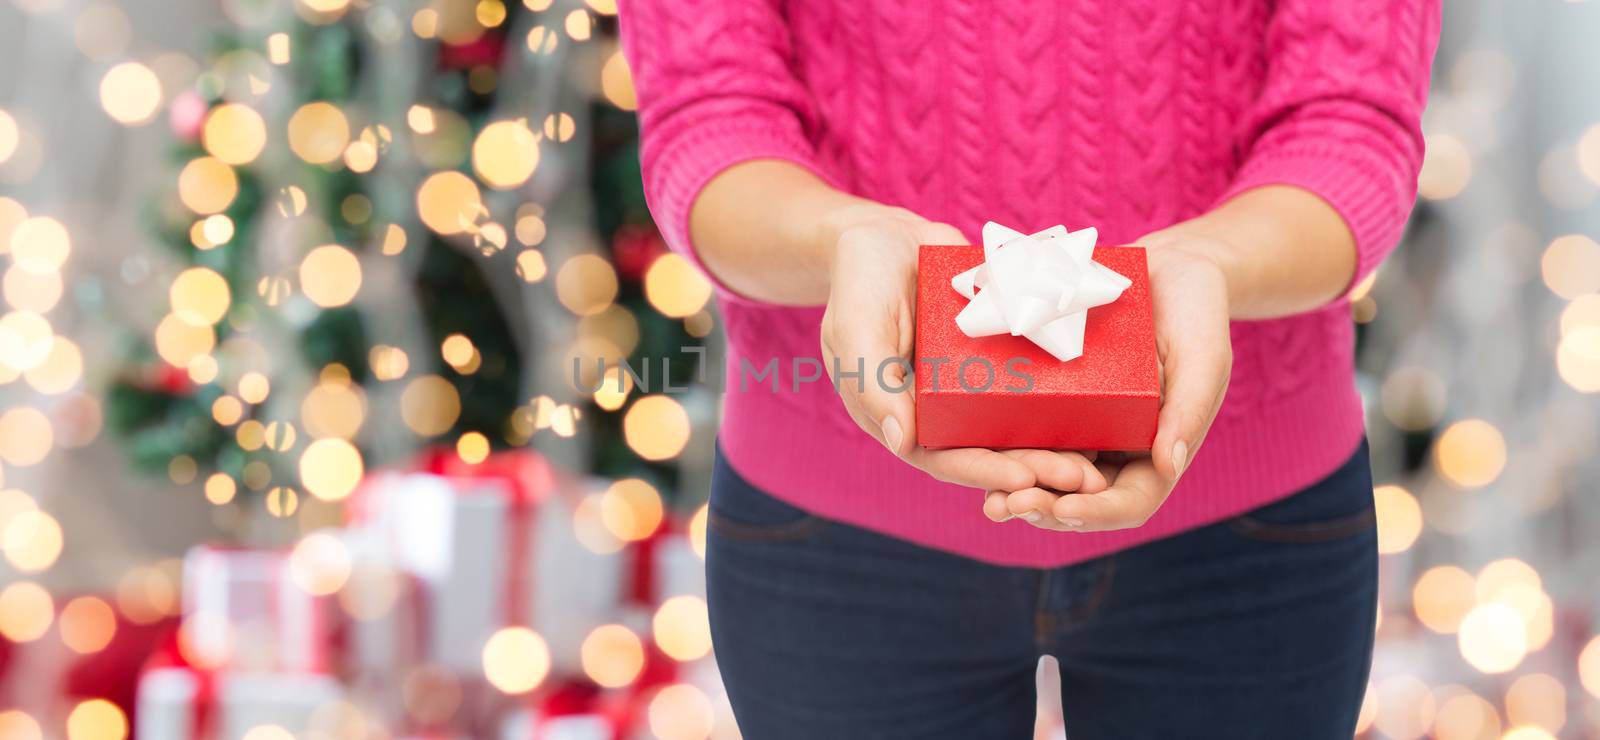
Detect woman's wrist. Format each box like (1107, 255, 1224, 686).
(1142, 186, 1357, 319)
(815, 201, 919, 273)
(1146, 240, 1235, 311)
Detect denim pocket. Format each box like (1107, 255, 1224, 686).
(709, 451, 828, 543)
(1227, 441, 1376, 544)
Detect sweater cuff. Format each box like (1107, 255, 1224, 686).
(646, 118, 827, 305)
(1216, 146, 1414, 290)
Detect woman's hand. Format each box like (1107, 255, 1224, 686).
(818, 206, 1102, 495)
(986, 238, 1233, 531)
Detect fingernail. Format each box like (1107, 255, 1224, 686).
(881, 416, 903, 455)
(1172, 440, 1188, 478)
(1021, 511, 1042, 523)
(1000, 513, 1016, 522)
(1060, 518, 1085, 528)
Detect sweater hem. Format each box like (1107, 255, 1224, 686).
(715, 343, 1367, 568)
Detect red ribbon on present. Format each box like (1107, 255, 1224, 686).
(61, 612, 181, 728)
(140, 630, 220, 740)
(621, 516, 695, 610)
(528, 679, 635, 740)
(624, 529, 664, 609)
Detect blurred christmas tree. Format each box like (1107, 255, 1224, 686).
(103, 0, 709, 509)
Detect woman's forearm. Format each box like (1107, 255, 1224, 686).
(688, 159, 879, 306)
(1146, 185, 1359, 321)
(695, 169, 1358, 319)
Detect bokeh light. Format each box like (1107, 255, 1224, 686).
(1557, 326, 1600, 392)
(239, 726, 293, 740)
(400, 375, 461, 436)
(456, 431, 489, 464)
(177, 157, 239, 214)
(1432, 691, 1499, 740)
(0, 310, 55, 369)
(2, 508, 63, 572)
(1580, 636, 1600, 700)
(302, 380, 366, 439)
(1458, 602, 1527, 674)
(0, 110, 18, 164)
(623, 395, 690, 461)
(1501, 728, 1556, 740)
(1434, 419, 1506, 487)
(170, 266, 232, 325)
(600, 478, 664, 542)
(1419, 133, 1472, 200)
(25, 337, 85, 394)
(647, 684, 715, 740)
(1503, 673, 1564, 735)
(99, 63, 162, 125)
(299, 438, 364, 501)
(10, 216, 70, 274)
(481, 626, 550, 694)
(580, 623, 645, 688)
(202, 103, 268, 165)
(1413, 565, 1476, 634)
(287, 102, 351, 164)
(555, 254, 619, 315)
(66, 699, 127, 740)
(1374, 484, 1422, 554)
(59, 596, 117, 654)
(601, 51, 636, 110)
(1540, 234, 1600, 299)
(645, 253, 714, 318)
(472, 119, 540, 189)
(155, 312, 215, 367)
(417, 171, 483, 235)
(0, 405, 54, 466)
(0, 581, 55, 642)
(1373, 674, 1434, 740)
(288, 532, 353, 595)
(653, 595, 712, 662)
(0, 710, 42, 740)
(299, 244, 362, 307)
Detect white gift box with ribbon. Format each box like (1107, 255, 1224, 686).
(950, 222, 1133, 362)
(135, 667, 345, 740)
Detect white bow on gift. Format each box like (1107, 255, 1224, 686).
(951, 222, 1133, 362)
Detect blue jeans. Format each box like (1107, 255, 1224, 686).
(706, 442, 1377, 739)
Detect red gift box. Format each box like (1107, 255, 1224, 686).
(915, 244, 1160, 451)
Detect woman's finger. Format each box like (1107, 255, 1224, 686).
(1076, 457, 1109, 493)
(1001, 449, 1085, 492)
(1004, 487, 1063, 525)
(820, 326, 884, 446)
(1050, 458, 1170, 531)
(982, 491, 1012, 522)
(829, 310, 918, 459)
(906, 446, 1035, 492)
(1151, 329, 1231, 481)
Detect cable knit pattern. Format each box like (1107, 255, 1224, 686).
(618, 0, 1440, 567)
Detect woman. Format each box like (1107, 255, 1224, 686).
(618, 2, 1438, 737)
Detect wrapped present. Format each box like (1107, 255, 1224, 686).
(337, 532, 430, 679)
(135, 553, 344, 740)
(498, 681, 629, 740)
(346, 449, 622, 677)
(500, 665, 736, 740)
(915, 222, 1160, 451)
(182, 545, 331, 673)
(616, 527, 704, 640)
(0, 596, 176, 726)
(134, 665, 345, 740)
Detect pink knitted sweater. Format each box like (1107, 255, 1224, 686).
(618, 0, 1439, 567)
